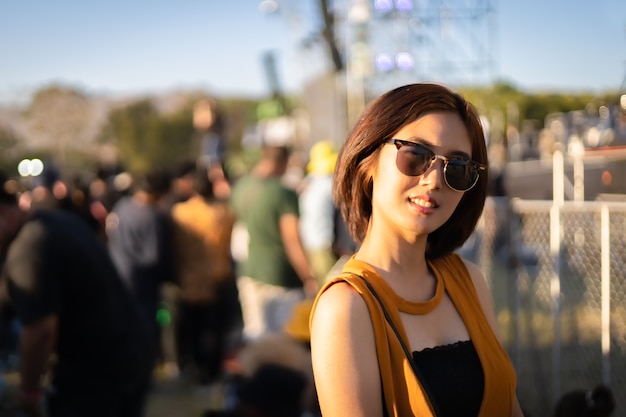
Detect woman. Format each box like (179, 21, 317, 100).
(310, 83, 525, 417)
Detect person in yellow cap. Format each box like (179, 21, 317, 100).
(299, 141, 341, 285)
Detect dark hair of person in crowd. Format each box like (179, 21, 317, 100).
(174, 159, 197, 179)
(553, 384, 616, 417)
(135, 167, 172, 196)
(261, 144, 291, 167)
(194, 166, 215, 200)
(332, 83, 489, 260)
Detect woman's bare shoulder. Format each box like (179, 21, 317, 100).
(456, 257, 485, 288)
(313, 280, 370, 325)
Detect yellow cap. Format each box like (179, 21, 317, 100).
(307, 140, 337, 175)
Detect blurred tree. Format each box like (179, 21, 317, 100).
(460, 82, 613, 132)
(106, 99, 195, 174)
(0, 125, 21, 174)
(219, 97, 263, 150)
(25, 85, 95, 172)
(518, 93, 595, 123)
(107, 99, 158, 173)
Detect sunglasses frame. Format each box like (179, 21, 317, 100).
(384, 138, 486, 192)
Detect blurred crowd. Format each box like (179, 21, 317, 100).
(0, 138, 354, 417)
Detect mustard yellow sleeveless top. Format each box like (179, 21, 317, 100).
(310, 253, 517, 417)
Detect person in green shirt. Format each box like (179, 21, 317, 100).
(231, 144, 318, 341)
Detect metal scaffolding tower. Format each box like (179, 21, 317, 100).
(343, 0, 498, 108)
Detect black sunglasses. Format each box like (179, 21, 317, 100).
(384, 139, 486, 192)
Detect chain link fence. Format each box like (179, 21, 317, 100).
(461, 197, 626, 417)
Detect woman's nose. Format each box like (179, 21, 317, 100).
(420, 155, 445, 188)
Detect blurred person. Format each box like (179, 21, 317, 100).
(203, 363, 308, 417)
(234, 363, 308, 417)
(282, 149, 308, 191)
(230, 144, 318, 341)
(235, 298, 318, 417)
(208, 163, 232, 201)
(0, 170, 153, 417)
(553, 384, 615, 417)
(331, 207, 358, 260)
(170, 166, 237, 386)
(24, 169, 104, 240)
(236, 301, 312, 377)
(0, 267, 20, 406)
(57, 175, 103, 237)
(310, 83, 524, 416)
(106, 167, 175, 369)
(90, 165, 133, 215)
(156, 159, 197, 377)
(0, 290, 18, 355)
(203, 300, 317, 417)
(195, 98, 227, 170)
(298, 140, 340, 285)
(161, 159, 197, 210)
(27, 166, 62, 211)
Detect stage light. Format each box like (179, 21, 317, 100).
(374, 0, 393, 13)
(395, 52, 415, 70)
(375, 53, 395, 71)
(395, 0, 413, 11)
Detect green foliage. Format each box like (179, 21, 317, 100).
(0, 126, 26, 175)
(0, 125, 19, 153)
(100, 95, 261, 178)
(106, 99, 195, 174)
(459, 82, 621, 129)
(218, 97, 264, 150)
(518, 93, 593, 123)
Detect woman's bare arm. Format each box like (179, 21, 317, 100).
(310, 282, 383, 417)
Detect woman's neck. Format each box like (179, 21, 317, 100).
(356, 232, 429, 278)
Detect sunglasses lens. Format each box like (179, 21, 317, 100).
(389, 139, 482, 191)
(445, 160, 478, 191)
(396, 145, 432, 176)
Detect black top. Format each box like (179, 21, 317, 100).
(4, 210, 153, 392)
(412, 340, 485, 417)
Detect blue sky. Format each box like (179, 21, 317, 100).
(0, 0, 624, 106)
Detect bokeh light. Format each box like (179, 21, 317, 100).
(375, 52, 416, 72)
(374, 0, 413, 12)
(17, 158, 44, 177)
(374, 53, 395, 71)
(258, 0, 279, 14)
(373, 0, 393, 13)
(395, 0, 413, 11)
(395, 52, 415, 70)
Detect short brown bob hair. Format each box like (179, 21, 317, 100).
(333, 83, 489, 260)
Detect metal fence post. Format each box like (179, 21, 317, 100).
(601, 205, 611, 385)
(551, 148, 564, 402)
(550, 203, 562, 403)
